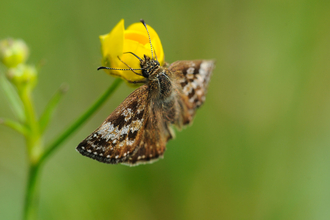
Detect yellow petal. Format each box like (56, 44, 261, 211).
(127, 22, 158, 42)
(151, 38, 164, 65)
(107, 39, 147, 82)
(120, 40, 148, 81)
(127, 22, 164, 65)
(125, 30, 149, 45)
(99, 19, 124, 63)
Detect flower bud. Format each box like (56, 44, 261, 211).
(0, 38, 29, 68)
(7, 64, 37, 89)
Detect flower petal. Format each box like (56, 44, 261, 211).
(121, 40, 148, 81)
(99, 19, 124, 65)
(125, 30, 149, 45)
(127, 22, 164, 65)
(106, 39, 147, 82)
(127, 22, 158, 41)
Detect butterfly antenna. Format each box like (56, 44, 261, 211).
(117, 56, 143, 75)
(140, 19, 158, 61)
(97, 66, 143, 72)
(123, 52, 143, 62)
(97, 55, 144, 76)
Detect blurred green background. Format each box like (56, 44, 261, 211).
(1, 0, 330, 219)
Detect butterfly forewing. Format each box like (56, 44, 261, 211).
(76, 85, 149, 164)
(76, 84, 173, 166)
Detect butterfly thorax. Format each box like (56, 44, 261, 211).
(140, 55, 173, 101)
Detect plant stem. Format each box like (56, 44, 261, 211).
(24, 163, 41, 220)
(19, 86, 43, 220)
(23, 78, 122, 220)
(19, 87, 43, 163)
(40, 78, 122, 164)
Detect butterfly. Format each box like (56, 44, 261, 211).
(76, 19, 215, 166)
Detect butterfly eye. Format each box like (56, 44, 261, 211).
(142, 69, 149, 78)
(155, 60, 160, 66)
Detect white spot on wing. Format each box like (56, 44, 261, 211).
(187, 67, 195, 74)
(120, 125, 130, 136)
(130, 119, 144, 133)
(122, 108, 133, 121)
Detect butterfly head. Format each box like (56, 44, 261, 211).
(140, 55, 160, 78)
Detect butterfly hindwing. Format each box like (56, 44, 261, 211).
(169, 60, 215, 125)
(123, 106, 171, 166)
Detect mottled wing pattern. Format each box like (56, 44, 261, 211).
(169, 60, 215, 124)
(77, 60, 214, 166)
(76, 85, 148, 164)
(123, 105, 172, 166)
(76, 84, 171, 166)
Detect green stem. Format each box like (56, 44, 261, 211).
(24, 163, 41, 220)
(19, 86, 43, 220)
(19, 87, 42, 163)
(22, 78, 122, 220)
(40, 78, 122, 164)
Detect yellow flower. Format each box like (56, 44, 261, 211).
(99, 19, 164, 82)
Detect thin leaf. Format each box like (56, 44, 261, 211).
(39, 83, 68, 134)
(40, 78, 122, 164)
(0, 118, 29, 135)
(0, 73, 25, 122)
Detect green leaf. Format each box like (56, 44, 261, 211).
(0, 72, 25, 122)
(0, 118, 29, 135)
(39, 84, 68, 134)
(40, 78, 122, 164)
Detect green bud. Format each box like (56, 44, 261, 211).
(7, 64, 37, 90)
(0, 38, 29, 68)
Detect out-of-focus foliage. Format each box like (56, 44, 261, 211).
(1, 0, 330, 220)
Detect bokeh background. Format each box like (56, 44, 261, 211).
(1, 0, 330, 219)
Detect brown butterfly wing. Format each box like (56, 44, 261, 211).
(123, 100, 173, 166)
(169, 60, 215, 126)
(76, 85, 149, 164)
(76, 84, 172, 165)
